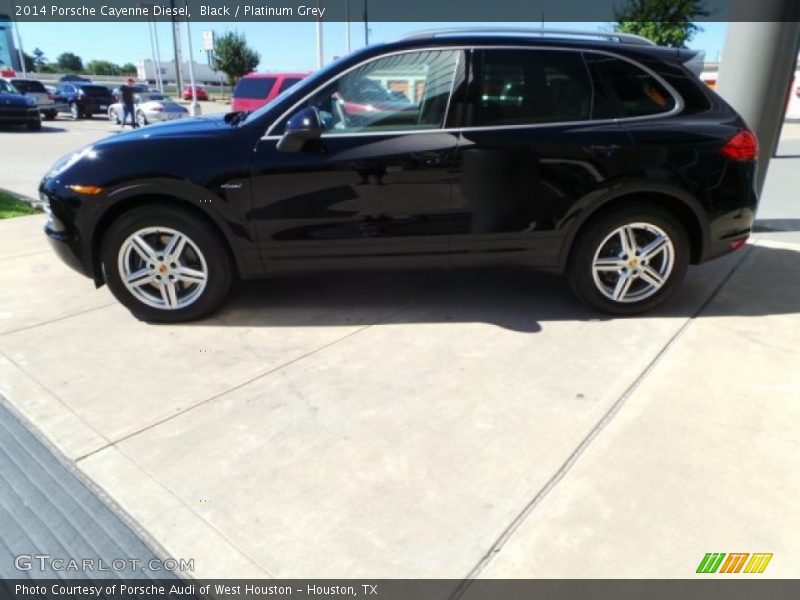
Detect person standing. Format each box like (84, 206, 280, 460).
(119, 78, 138, 128)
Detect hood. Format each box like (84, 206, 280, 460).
(0, 92, 35, 108)
(95, 113, 233, 147)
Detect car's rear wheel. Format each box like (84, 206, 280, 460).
(69, 102, 80, 120)
(43, 110, 57, 121)
(101, 206, 234, 322)
(568, 204, 689, 315)
(26, 120, 42, 131)
(109, 107, 120, 124)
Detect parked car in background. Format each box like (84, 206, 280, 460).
(53, 82, 115, 119)
(111, 83, 149, 103)
(231, 72, 307, 112)
(182, 85, 208, 101)
(40, 29, 757, 322)
(59, 74, 92, 83)
(108, 92, 189, 126)
(0, 78, 41, 130)
(8, 78, 60, 120)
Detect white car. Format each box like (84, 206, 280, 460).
(5, 78, 60, 120)
(108, 93, 189, 127)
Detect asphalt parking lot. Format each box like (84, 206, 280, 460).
(1, 115, 799, 581)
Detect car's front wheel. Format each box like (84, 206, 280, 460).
(101, 206, 234, 322)
(136, 111, 147, 127)
(568, 204, 689, 315)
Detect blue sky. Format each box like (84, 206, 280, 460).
(15, 21, 728, 72)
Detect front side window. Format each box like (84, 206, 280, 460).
(586, 54, 676, 118)
(287, 49, 460, 134)
(470, 49, 592, 126)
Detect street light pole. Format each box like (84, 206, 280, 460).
(13, 20, 26, 77)
(184, 0, 200, 115)
(315, 0, 324, 69)
(170, 0, 183, 95)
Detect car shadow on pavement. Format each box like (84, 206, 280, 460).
(202, 245, 800, 333)
(0, 125, 68, 134)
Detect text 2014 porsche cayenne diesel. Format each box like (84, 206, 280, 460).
(41, 29, 758, 323)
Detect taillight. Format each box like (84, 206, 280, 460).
(47, 93, 54, 101)
(720, 129, 758, 161)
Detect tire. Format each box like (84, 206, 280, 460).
(567, 203, 689, 315)
(44, 110, 57, 121)
(100, 206, 234, 323)
(69, 102, 81, 120)
(136, 111, 147, 127)
(26, 120, 42, 131)
(109, 108, 120, 124)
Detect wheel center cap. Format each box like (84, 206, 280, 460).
(629, 258, 639, 268)
(158, 264, 168, 274)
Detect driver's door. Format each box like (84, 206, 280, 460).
(249, 49, 462, 271)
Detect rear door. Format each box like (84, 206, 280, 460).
(449, 47, 633, 268)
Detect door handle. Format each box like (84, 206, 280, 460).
(583, 144, 622, 157)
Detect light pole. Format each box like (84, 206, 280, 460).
(316, 0, 324, 69)
(152, 20, 165, 92)
(13, 20, 26, 77)
(184, 0, 200, 115)
(170, 0, 183, 95)
(345, 0, 351, 53)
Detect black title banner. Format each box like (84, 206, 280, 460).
(3, 580, 800, 600)
(4, 0, 800, 22)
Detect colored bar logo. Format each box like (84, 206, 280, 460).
(696, 553, 773, 574)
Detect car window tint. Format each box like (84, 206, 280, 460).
(588, 54, 676, 118)
(0, 80, 11, 93)
(277, 77, 303, 95)
(470, 49, 592, 126)
(295, 49, 459, 134)
(80, 85, 111, 97)
(234, 77, 277, 99)
(12, 80, 46, 93)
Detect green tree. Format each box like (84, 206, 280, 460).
(56, 52, 84, 72)
(211, 31, 260, 84)
(120, 62, 137, 75)
(86, 60, 121, 76)
(614, 0, 709, 48)
(32, 48, 47, 69)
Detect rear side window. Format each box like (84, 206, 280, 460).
(586, 54, 676, 118)
(277, 77, 303, 95)
(234, 77, 277, 99)
(12, 80, 46, 93)
(469, 49, 592, 126)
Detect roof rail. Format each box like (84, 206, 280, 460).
(403, 27, 657, 46)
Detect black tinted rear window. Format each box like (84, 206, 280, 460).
(80, 85, 112, 97)
(234, 77, 277, 99)
(12, 80, 47, 93)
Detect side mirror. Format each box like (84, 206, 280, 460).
(277, 106, 323, 153)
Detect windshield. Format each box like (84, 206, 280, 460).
(0, 79, 18, 94)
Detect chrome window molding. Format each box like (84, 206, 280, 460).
(261, 44, 684, 140)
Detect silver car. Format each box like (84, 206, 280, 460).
(5, 78, 61, 120)
(108, 93, 189, 127)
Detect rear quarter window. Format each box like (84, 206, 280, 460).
(586, 53, 677, 119)
(277, 77, 303, 95)
(234, 77, 277, 99)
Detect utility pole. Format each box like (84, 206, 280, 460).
(170, 0, 183, 94)
(152, 15, 165, 92)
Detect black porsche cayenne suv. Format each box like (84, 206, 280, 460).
(40, 29, 758, 323)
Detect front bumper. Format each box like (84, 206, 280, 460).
(44, 219, 87, 276)
(0, 107, 41, 123)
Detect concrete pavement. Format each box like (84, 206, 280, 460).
(1, 117, 799, 582)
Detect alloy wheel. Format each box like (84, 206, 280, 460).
(591, 222, 675, 304)
(117, 227, 208, 310)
